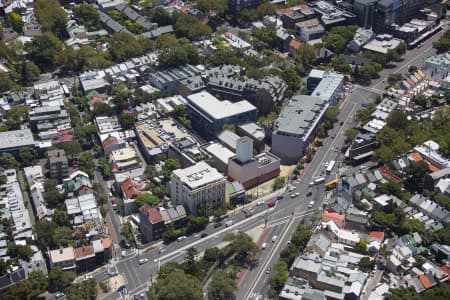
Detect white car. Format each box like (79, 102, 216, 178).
(55, 292, 65, 299)
(261, 242, 267, 250)
(256, 201, 264, 206)
(138, 258, 148, 265)
(272, 235, 278, 242)
(83, 275, 93, 281)
(177, 235, 187, 242)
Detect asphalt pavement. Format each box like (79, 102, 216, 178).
(95, 27, 447, 299)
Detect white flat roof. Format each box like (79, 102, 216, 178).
(187, 91, 256, 120)
(173, 161, 225, 190)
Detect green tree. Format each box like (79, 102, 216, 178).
(280, 244, 298, 267)
(370, 211, 397, 231)
(48, 267, 76, 291)
(135, 193, 160, 207)
(73, 4, 102, 31)
(119, 112, 136, 129)
(197, 0, 228, 15)
(151, 6, 174, 26)
(4, 12, 24, 33)
(208, 269, 237, 300)
(0, 71, 14, 93)
(344, 128, 359, 142)
(144, 164, 159, 180)
(53, 209, 70, 226)
(66, 279, 97, 300)
(19, 146, 38, 166)
(34, 0, 68, 38)
(272, 176, 286, 190)
(162, 159, 181, 180)
(25, 32, 63, 71)
(405, 161, 430, 193)
(109, 32, 144, 62)
(17, 61, 40, 84)
(333, 56, 351, 73)
(121, 221, 135, 243)
(358, 257, 375, 272)
(294, 44, 316, 66)
(184, 247, 199, 277)
(256, 2, 276, 17)
(148, 269, 203, 300)
(203, 247, 222, 262)
(387, 73, 403, 86)
(186, 215, 208, 234)
(224, 232, 259, 264)
(93, 102, 114, 116)
(158, 44, 200, 69)
(0, 153, 19, 169)
(62, 140, 82, 158)
(53, 226, 74, 247)
(385, 286, 419, 300)
(408, 65, 418, 73)
(34, 220, 55, 248)
(353, 238, 368, 254)
(7, 243, 33, 262)
(174, 13, 212, 40)
(3, 271, 49, 300)
(269, 261, 289, 295)
(79, 152, 95, 176)
(378, 181, 403, 199)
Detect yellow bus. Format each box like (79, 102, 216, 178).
(325, 178, 340, 190)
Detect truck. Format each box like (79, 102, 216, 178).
(225, 220, 233, 227)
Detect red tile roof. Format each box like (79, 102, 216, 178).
(440, 265, 450, 277)
(408, 152, 440, 172)
(74, 245, 94, 259)
(369, 231, 385, 241)
(323, 212, 345, 223)
(102, 135, 119, 150)
(89, 95, 104, 106)
(140, 204, 163, 224)
(102, 237, 111, 249)
(121, 178, 139, 199)
(418, 274, 432, 289)
(289, 39, 301, 50)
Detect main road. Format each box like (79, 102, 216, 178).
(239, 26, 447, 299)
(96, 27, 446, 299)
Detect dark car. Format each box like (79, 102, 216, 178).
(276, 195, 283, 200)
(268, 201, 276, 208)
(201, 233, 208, 238)
(306, 191, 312, 197)
(213, 223, 222, 228)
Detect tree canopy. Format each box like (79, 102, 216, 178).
(34, 0, 68, 39)
(25, 32, 63, 72)
(148, 269, 203, 300)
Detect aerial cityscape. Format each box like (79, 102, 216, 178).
(0, 0, 450, 299)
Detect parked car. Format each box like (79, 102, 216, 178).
(83, 275, 93, 281)
(138, 258, 148, 265)
(306, 191, 312, 197)
(261, 242, 267, 250)
(109, 270, 118, 277)
(201, 233, 208, 238)
(213, 223, 222, 228)
(276, 195, 283, 200)
(268, 201, 276, 208)
(266, 267, 271, 274)
(272, 235, 278, 242)
(55, 292, 65, 299)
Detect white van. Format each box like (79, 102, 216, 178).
(308, 201, 314, 208)
(261, 242, 267, 250)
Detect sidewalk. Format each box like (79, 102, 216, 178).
(236, 226, 272, 286)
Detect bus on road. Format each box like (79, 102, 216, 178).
(326, 160, 336, 174)
(325, 178, 340, 190)
(314, 177, 325, 185)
